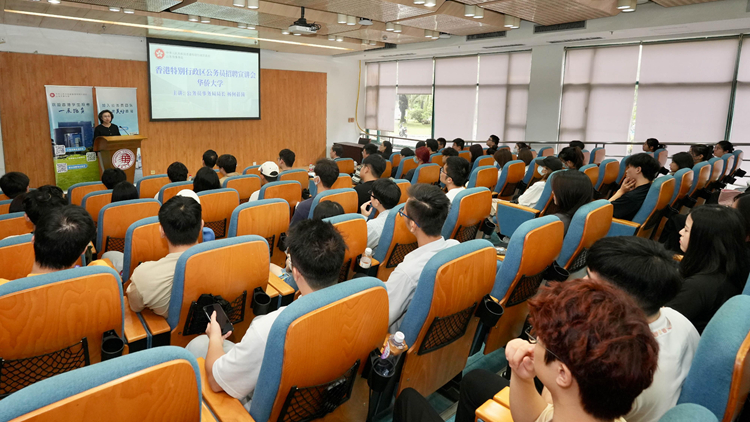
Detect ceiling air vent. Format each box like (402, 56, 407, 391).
(482, 44, 525, 49)
(380, 52, 416, 58)
(534, 21, 586, 34)
(548, 37, 603, 44)
(366, 43, 397, 52)
(467, 31, 507, 41)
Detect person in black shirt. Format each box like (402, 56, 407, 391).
(94, 110, 121, 138)
(609, 153, 660, 221)
(485, 135, 499, 156)
(354, 154, 386, 209)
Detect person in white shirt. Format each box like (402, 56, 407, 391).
(186, 218, 347, 411)
(248, 161, 279, 202)
(517, 156, 563, 208)
(360, 178, 402, 250)
(440, 156, 471, 204)
(386, 184, 459, 332)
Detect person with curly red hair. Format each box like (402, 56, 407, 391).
(507, 278, 659, 422)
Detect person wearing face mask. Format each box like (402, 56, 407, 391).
(517, 157, 563, 208)
(385, 184, 458, 333)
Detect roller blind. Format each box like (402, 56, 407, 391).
(397, 59, 433, 95)
(364, 61, 397, 132)
(434, 56, 479, 140)
(730, 38, 750, 146)
(477, 52, 532, 144)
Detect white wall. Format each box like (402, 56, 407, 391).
(0, 23, 364, 173)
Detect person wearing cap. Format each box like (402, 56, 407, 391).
(248, 161, 280, 202)
(126, 193, 204, 318)
(518, 156, 563, 208)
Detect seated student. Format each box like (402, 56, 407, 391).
(404, 146, 431, 182)
(393, 278, 658, 422)
(586, 237, 699, 422)
(440, 156, 471, 203)
(203, 150, 218, 169)
(291, 159, 339, 226)
(515, 142, 530, 153)
(390, 147, 416, 178)
(102, 168, 127, 190)
(187, 219, 346, 409)
(608, 153, 660, 221)
(486, 135, 500, 156)
(167, 162, 189, 183)
(379, 141, 393, 159)
(362, 143, 379, 162)
(387, 184, 458, 332)
(111, 181, 138, 203)
(666, 205, 750, 333)
(426, 138, 439, 155)
(569, 140, 585, 150)
(217, 154, 240, 184)
(126, 194, 203, 318)
(558, 146, 584, 170)
(415, 141, 426, 150)
(668, 152, 694, 175)
(330, 144, 344, 160)
(518, 148, 534, 172)
(9, 192, 27, 213)
(312, 201, 344, 220)
(452, 138, 465, 152)
(493, 148, 513, 181)
(442, 148, 458, 158)
(193, 167, 222, 194)
(732, 192, 750, 244)
(278, 149, 295, 172)
(436, 138, 447, 151)
(714, 140, 734, 158)
(0, 171, 30, 199)
(517, 157, 563, 208)
(360, 178, 401, 250)
(643, 138, 665, 153)
(248, 162, 279, 202)
(23, 186, 66, 227)
(689, 144, 712, 164)
(549, 170, 593, 235)
(355, 154, 387, 208)
(469, 144, 484, 164)
(0, 205, 95, 285)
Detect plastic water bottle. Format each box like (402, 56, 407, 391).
(360, 248, 373, 269)
(373, 332, 407, 377)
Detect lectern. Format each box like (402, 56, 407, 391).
(93, 135, 147, 183)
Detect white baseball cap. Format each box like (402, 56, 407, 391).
(260, 161, 279, 178)
(176, 189, 200, 204)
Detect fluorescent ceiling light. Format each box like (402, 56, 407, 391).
(464, 5, 475, 17)
(623, 0, 636, 12)
(617, 0, 630, 9)
(281, 29, 290, 34)
(47, 0, 60, 4)
(424, 29, 432, 38)
(337, 13, 346, 24)
(328, 34, 336, 41)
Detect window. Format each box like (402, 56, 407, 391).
(365, 61, 397, 132)
(477, 52, 532, 144)
(434, 56, 479, 140)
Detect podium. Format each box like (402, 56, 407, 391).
(94, 135, 147, 184)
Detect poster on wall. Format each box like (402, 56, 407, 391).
(45, 85, 99, 192)
(95, 87, 142, 171)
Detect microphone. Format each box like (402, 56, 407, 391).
(118, 125, 131, 135)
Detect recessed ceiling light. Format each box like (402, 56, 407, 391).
(413, 0, 425, 4)
(328, 34, 336, 41)
(617, 0, 630, 9)
(347, 15, 356, 26)
(188, 15, 199, 22)
(282, 29, 290, 35)
(123, 8, 134, 13)
(200, 16, 210, 23)
(237, 22, 247, 29)
(293, 32, 301, 36)
(394, 24, 402, 33)
(337, 13, 346, 24)
(386, 22, 394, 31)
(247, 0, 258, 9)
(336, 36, 344, 42)
(109, 6, 121, 12)
(424, 0, 436, 6)
(362, 39, 368, 45)
(233, 0, 245, 7)
(473, 7, 484, 19)
(464, 5, 475, 17)
(246, 25, 255, 29)
(424, 29, 432, 38)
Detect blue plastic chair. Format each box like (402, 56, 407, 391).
(96, 198, 161, 253)
(494, 171, 561, 238)
(616, 155, 631, 185)
(307, 188, 358, 218)
(659, 404, 718, 422)
(67, 181, 107, 205)
(442, 188, 492, 242)
(589, 147, 605, 164)
(410, 163, 440, 185)
(156, 181, 193, 203)
(555, 200, 613, 271)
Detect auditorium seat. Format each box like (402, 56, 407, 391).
(467, 165, 499, 191)
(242, 165, 260, 177)
(471, 155, 495, 172)
(458, 150, 472, 162)
(331, 173, 354, 190)
(442, 188, 492, 242)
(677, 295, 750, 422)
(659, 404, 719, 422)
(720, 153, 736, 183)
(538, 146, 554, 157)
(157, 181, 193, 204)
(429, 153, 444, 167)
(382, 160, 393, 179)
(410, 163, 440, 185)
(308, 188, 358, 217)
(607, 176, 675, 238)
(0, 266, 147, 397)
(616, 155, 630, 185)
(122, 217, 169, 284)
(199, 277, 388, 422)
(0, 212, 35, 240)
(580, 163, 599, 187)
(683, 161, 712, 212)
(97, 199, 161, 253)
(0, 198, 11, 215)
(334, 158, 355, 175)
(81, 190, 112, 226)
(197, 188, 240, 239)
(493, 160, 525, 200)
(279, 169, 310, 191)
(590, 147, 606, 164)
(68, 181, 107, 206)
(556, 200, 613, 273)
(136, 175, 170, 199)
(594, 159, 620, 197)
(222, 174, 261, 203)
(395, 240, 496, 397)
(653, 168, 693, 240)
(0, 191, 8, 201)
(706, 157, 724, 192)
(394, 179, 411, 205)
(494, 171, 560, 238)
(323, 214, 367, 282)
(0, 233, 34, 281)
(582, 149, 591, 164)
(257, 180, 302, 215)
(390, 152, 403, 169)
(731, 150, 744, 177)
(483, 216, 565, 354)
(530, 149, 538, 159)
(0, 347, 205, 422)
(654, 148, 669, 168)
(228, 199, 290, 268)
(395, 157, 418, 179)
(372, 204, 417, 282)
(497, 145, 511, 151)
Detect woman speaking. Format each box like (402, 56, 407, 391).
(94, 109, 121, 138)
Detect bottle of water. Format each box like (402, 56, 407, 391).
(360, 248, 373, 269)
(372, 332, 407, 377)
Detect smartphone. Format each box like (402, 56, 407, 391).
(203, 304, 234, 336)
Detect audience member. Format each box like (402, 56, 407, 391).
(312, 201, 345, 220)
(549, 170, 593, 235)
(217, 154, 239, 184)
(558, 146, 584, 170)
(193, 167, 222, 193)
(391, 148, 416, 178)
(643, 138, 665, 153)
(330, 144, 344, 160)
(278, 149, 295, 172)
(714, 140, 734, 157)
(586, 237, 699, 422)
(404, 146, 430, 182)
(515, 142, 530, 153)
(0, 171, 30, 198)
(437, 138, 447, 150)
(426, 139, 439, 154)
(23, 186, 66, 226)
(291, 158, 338, 226)
(469, 144, 484, 164)
(452, 138, 465, 151)
(8, 192, 27, 213)
(441, 148, 458, 158)
(167, 162, 189, 183)
(609, 153, 660, 221)
(415, 141, 426, 150)
(732, 192, 750, 243)
(360, 178, 401, 250)
(568, 140, 585, 150)
(689, 144, 712, 164)
(355, 154, 386, 208)
(441, 156, 470, 203)
(362, 143, 379, 161)
(379, 141, 393, 159)
(666, 205, 750, 333)
(386, 184, 457, 332)
(486, 135, 499, 155)
(111, 181, 139, 203)
(248, 162, 279, 202)
(493, 148, 513, 185)
(102, 168, 126, 189)
(518, 157, 562, 208)
(669, 152, 694, 175)
(518, 148, 534, 170)
(126, 195, 203, 317)
(203, 150, 218, 168)
(187, 219, 346, 409)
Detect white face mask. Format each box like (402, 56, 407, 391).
(537, 166, 545, 177)
(513, 148, 518, 154)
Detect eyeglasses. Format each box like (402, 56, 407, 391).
(398, 208, 421, 228)
(525, 326, 565, 364)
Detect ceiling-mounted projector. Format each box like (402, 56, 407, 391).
(359, 18, 373, 26)
(288, 7, 321, 35)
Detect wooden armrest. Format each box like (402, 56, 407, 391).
(122, 296, 147, 344)
(201, 403, 219, 422)
(141, 308, 171, 335)
(611, 218, 640, 228)
(497, 255, 505, 262)
(497, 201, 539, 214)
(493, 387, 510, 408)
(267, 271, 295, 296)
(265, 284, 280, 298)
(476, 398, 514, 422)
(197, 358, 255, 422)
(87, 258, 115, 269)
(371, 258, 380, 267)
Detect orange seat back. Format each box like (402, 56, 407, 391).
(398, 158, 419, 179)
(223, 175, 261, 203)
(391, 154, 402, 169)
(443, 189, 492, 242)
(261, 182, 302, 215)
(123, 218, 169, 283)
(159, 183, 193, 204)
(332, 174, 354, 190)
(472, 167, 499, 191)
(137, 176, 170, 200)
(98, 200, 161, 253)
(475, 156, 494, 169)
(197, 189, 240, 239)
(430, 154, 444, 167)
(279, 170, 311, 191)
(0, 213, 35, 241)
(394, 180, 411, 205)
(327, 214, 368, 282)
(458, 151, 471, 162)
(0, 200, 10, 215)
(243, 166, 261, 177)
(0, 193, 9, 201)
(228, 200, 289, 268)
(319, 189, 358, 215)
(582, 165, 599, 187)
(382, 161, 393, 179)
(414, 164, 440, 185)
(496, 161, 526, 200)
(636, 177, 675, 239)
(0, 234, 34, 280)
(335, 159, 355, 175)
(68, 183, 107, 206)
(82, 192, 112, 224)
(374, 205, 418, 281)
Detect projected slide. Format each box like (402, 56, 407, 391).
(147, 38, 260, 120)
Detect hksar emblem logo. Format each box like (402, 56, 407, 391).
(49, 93, 56, 97)
(112, 149, 136, 170)
(155, 49, 165, 59)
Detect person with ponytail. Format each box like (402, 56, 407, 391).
(642, 138, 665, 153)
(714, 140, 734, 158)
